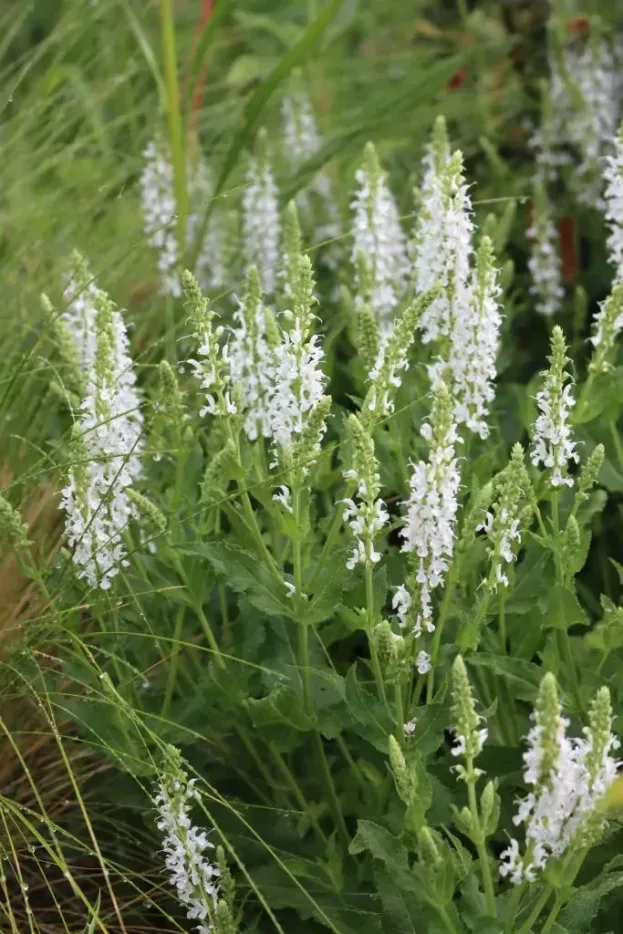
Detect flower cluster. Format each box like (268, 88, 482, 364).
(185, 271, 236, 419)
(450, 655, 488, 771)
(478, 444, 531, 591)
(398, 382, 460, 635)
(363, 285, 440, 422)
(228, 266, 278, 441)
(342, 414, 388, 570)
(350, 142, 408, 322)
(242, 129, 281, 295)
(140, 139, 181, 297)
(530, 326, 578, 487)
(500, 675, 619, 885)
(603, 127, 623, 283)
(265, 254, 328, 469)
(187, 157, 229, 293)
(445, 235, 502, 439)
(155, 748, 220, 932)
(534, 30, 620, 204)
(589, 283, 623, 375)
(412, 149, 473, 344)
(61, 277, 143, 589)
(527, 182, 564, 318)
(63, 251, 102, 372)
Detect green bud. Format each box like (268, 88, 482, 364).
(456, 804, 475, 836)
(216, 845, 236, 912)
(0, 493, 31, 549)
(127, 489, 167, 532)
(493, 199, 517, 253)
(388, 734, 415, 805)
(534, 673, 562, 789)
(451, 655, 487, 773)
(214, 900, 237, 934)
(417, 825, 443, 868)
(585, 687, 614, 792)
(564, 514, 581, 559)
(44, 293, 85, 402)
(357, 303, 381, 375)
(200, 439, 237, 505)
(499, 258, 515, 292)
(578, 444, 604, 498)
(293, 394, 331, 472)
(480, 780, 499, 835)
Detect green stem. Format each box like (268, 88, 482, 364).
(269, 744, 328, 843)
(366, 563, 390, 713)
(539, 894, 564, 934)
(394, 681, 405, 745)
(516, 885, 553, 934)
(313, 730, 349, 846)
(551, 492, 581, 709)
(504, 883, 525, 934)
(427, 563, 458, 702)
(467, 777, 496, 917)
(161, 0, 187, 248)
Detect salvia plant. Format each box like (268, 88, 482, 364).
(5, 3, 623, 934)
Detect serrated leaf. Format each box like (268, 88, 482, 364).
(559, 872, 623, 934)
(349, 819, 409, 870)
(306, 549, 354, 624)
(544, 583, 588, 631)
(344, 664, 393, 752)
(247, 684, 314, 732)
(468, 654, 542, 702)
(184, 542, 293, 618)
(374, 868, 418, 934)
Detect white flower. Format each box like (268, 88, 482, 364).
(351, 142, 408, 322)
(500, 679, 620, 885)
(534, 37, 619, 204)
(392, 584, 412, 630)
(400, 387, 460, 635)
(416, 651, 431, 675)
(527, 185, 564, 318)
(63, 258, 100, 373)
(140, 140, 181, 297)
(281, 90, 322, 169)
(530, 328, 578, 488)
(403, 718, 417, 737)
(412, 150, 473, 344)
(242, 131, 280, 295)
(273, 485, 293, 513)
(343, 492, 388, 571)
(228, 268, 276, 440)
(604, 129, 623, 282)
(444, 236, 502, 439)
(155, 758, 219, 932)
(589, 285, 623, 374)
(61, 283, 143, 590)
(266, 325, 325, 455)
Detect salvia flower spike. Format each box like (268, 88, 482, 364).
(155, 747, 220, 933)
(140, 139, 181, 297)
(478, 444, 531, 591)
(446, 235, 502, 439)
(604, 125, 623, 282)
(396, 381, 460, 635)
(228, 265, 277, 441)
(450, 655, 487, 774)
(61, 285, 143, 589)
(530, 326, 578, 487)
(413, 149, 473, 345)
(342, 414, 388, 570)
(500, 675, 619, 884)
(242, 128, 280, 296)
(185, 270, 236, 419)
(527, 181, 564, 318)
(589, 283, 623, 374)
(350, 141, 408, 322)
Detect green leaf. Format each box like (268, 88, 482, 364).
(349, 819, 409, 870)
(411, 703, 448, 757)
(469, 654, 542, 702)
(559, 872, 623, 934)
(306, 549, 354, 625)
(184, 542, 293, 618)
(247, 684, 314, 733)
(374, 868, 419, 934)
(544, 584, 588, 631)
(344, 664, 393, 752)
